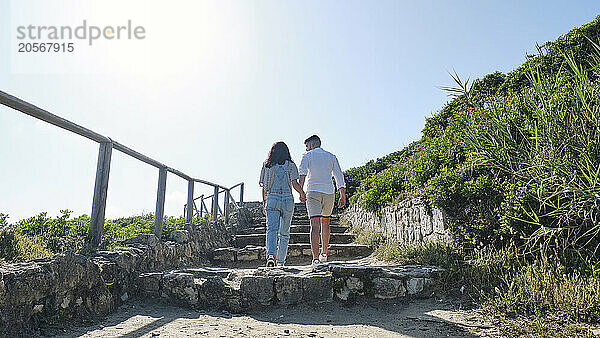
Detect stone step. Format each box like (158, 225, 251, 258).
(239, 225, 350, 235)
(253, 216, 341, 225)
(234, 233, 355, 247)
(138, 264, 443, 312)
(211, 244, 372, 267)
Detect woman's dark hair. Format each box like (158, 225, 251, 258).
(265, 141, 293, 168)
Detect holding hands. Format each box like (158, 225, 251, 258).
(299, 190, 306, 203)
(292, 179, 306, 203)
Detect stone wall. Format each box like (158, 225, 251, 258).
(343, 197, 450, 244)
(0, 218, 233, 335)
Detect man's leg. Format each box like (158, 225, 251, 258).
(310, 216, 321, 259)
(320, 216, 330, 255)
(306, 192, 323, 260)
(320, 193, 335, 257)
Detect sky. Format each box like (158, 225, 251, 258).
(1, 1, 599, 222)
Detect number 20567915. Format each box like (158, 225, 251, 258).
(18, 42, 74, 53)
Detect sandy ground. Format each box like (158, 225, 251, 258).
(40, 297, 499, 338)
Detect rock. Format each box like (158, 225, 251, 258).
(336, 287, 351, 301)
(407, 278, 424, 295)
(197, 277, 237, 309)
(162, 273, 197, 306)
(274, 275, 303, 305)
(60, 295, 71, 309)
(212, 248, 236, 263)
(302, 274, 333, 303)
(287, 246, 302, 257)
(240, 276, 274, 305)
(174, 230, 190, 244)
(329, 264, 381, 277)
(122, 233, 160, 247)
(336, 277, 364, 301)
(32, 304, 44, 314)
(346, 277, 364, 291)
(121, 292, 129, 302)
(237, 247, 263, 262)
(373, 277, 406, 299)
(90, 293, 112, 315)
(138, 272, 163, 297)
(0, 272, 4, 303)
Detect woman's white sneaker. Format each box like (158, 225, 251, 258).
(319, 252, 327, 263)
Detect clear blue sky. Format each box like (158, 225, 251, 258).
(1, 1, 598, 222)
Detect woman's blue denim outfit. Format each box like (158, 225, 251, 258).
(265, 162, 295, 265)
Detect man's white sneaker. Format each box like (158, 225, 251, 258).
(311, 259, 320, 268)
(319, 253, 327, 263)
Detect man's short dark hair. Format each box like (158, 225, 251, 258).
(304, 134, 321, 147)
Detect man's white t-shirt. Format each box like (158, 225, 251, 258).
(298, 147, 345, 194)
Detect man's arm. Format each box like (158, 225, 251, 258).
(298, 153, 308, 190)
(337, 187, 346, 208)
(291, 179, 306, 202)
(332, 155, 346, 208)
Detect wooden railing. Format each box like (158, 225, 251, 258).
(0, 90, 243, 251)
(184, 182, 244, 221)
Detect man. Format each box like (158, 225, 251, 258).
(298, 135, 346, 267)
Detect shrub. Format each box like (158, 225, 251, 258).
(0, 228, 51, 263)
(0, 211, 207, 262)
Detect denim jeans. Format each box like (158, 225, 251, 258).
(265, 193, 294, 265)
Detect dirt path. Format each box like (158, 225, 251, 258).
(43, 297, 498, 338)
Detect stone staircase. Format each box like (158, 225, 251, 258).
(210, 202, 372, 267)
(134, 202, 443, 313)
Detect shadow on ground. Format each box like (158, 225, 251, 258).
(244, 297, 486, 337)
(43, 297, 493, 338)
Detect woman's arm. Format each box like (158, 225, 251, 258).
(262, 187, 267, 215)
(291, 179, 306, 202)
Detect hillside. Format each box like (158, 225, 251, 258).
(345, 15, 600, 253)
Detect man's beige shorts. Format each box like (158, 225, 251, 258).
(306, 191, 335, 218)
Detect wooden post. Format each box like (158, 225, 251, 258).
(154, 166, 167, 238)
(85, 142, 112, 252)
(223, 190, 230, 223)
(212, 186, 219, 221)
(199, 195, 204, 217)
(240, 183, 244, 206)
(186, 180, 194, 224)
(202, 199, 209, 216)
(193, 201, 200, 217)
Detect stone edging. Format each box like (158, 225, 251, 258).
(137, 264, 444, 313)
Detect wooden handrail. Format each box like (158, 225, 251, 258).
(0, 90, 243, 251)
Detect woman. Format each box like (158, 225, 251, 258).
(259, 142, 306, 267)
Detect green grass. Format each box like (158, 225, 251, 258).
(362, 237, 600, 336)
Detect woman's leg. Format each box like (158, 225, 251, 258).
(276, 197, 294, 265)
(265, 197, 281, 259)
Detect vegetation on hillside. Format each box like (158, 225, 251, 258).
(0, 211, 193, 263)
(347, 16, 600, 334)
(346, 16, 600, 253)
